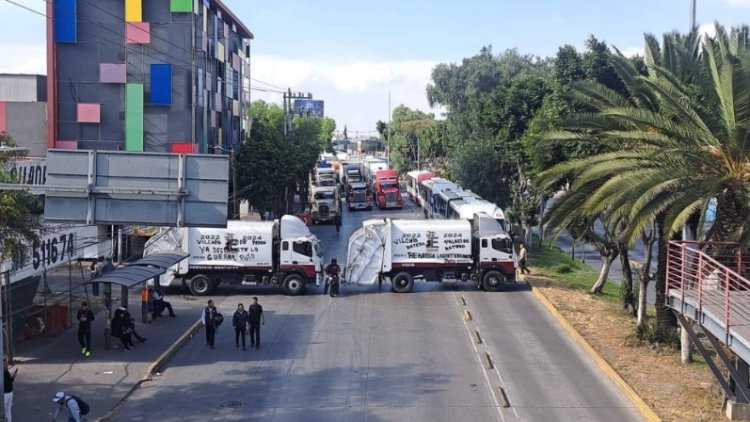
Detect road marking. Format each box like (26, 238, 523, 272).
(452, 292, 510, 422)
(482, 352, 494, 369)
(495, 387, 510, 408)
(463, 309, 472, 321)
(460, 295, 467, 306)
(528, 282, 661, 422)
(474, 330, 483, 344)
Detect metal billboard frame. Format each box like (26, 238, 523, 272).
(43, 150, 229, 227)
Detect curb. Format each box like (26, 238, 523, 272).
(528, 280, 661, 422)
(97, 319, 202, 422)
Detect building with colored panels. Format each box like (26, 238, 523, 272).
(47, 0, 253, 154)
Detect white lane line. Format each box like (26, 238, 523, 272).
(451, 290, 507, 422)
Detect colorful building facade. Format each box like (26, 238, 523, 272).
(47, 0, 253, 153)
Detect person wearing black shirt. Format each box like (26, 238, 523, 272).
(247, 297, 265, 349)
(77, 302, 95, 357)
(232, 303, 249, 350)
(202, 300, 219, 349)
(4, 359, 17, 422)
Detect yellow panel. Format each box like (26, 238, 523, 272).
(203, 6, 208, 31)
(125, 0, 142, 22)
(217, 42, 225, 63)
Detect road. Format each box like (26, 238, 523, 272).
(113, 197, 642, 421)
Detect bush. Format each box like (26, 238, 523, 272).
(556, 264, 573, 274)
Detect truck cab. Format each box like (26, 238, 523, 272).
(374, 169, 402, 209)
(310, 185, 341, 224)
(347, 181, 372, 210)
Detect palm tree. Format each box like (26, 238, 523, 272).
(537, 24, 750, 336)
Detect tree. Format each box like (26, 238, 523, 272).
(537, 24, 750, 339)
(0, 134, 41, 262)
(236, 101, 328, 217)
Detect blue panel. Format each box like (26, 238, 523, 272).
(150, 64, 172, 106)
(54, 0, 77, 43)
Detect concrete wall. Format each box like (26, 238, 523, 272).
(4, 102, 48, 157)
(0, 75, 46, 102)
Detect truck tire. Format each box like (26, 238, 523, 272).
(283, 274, 306, 296)
(391, 272, 414, 293)
(188, 275, 213, 296)
(482, 270, 505, 292)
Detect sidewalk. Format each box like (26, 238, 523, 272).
(10, 291, 205, 422)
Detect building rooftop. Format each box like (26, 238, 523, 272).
(214, 0, 254, 39)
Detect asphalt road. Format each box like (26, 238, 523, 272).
(113, 197, 642, 422)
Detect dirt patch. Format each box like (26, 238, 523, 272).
(532, 277, 726, 422)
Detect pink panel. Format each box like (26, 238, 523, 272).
(126, 22, 151, 44)
(201, 31, 207, 52)
(0, 102, 6, 132)
(100, 63, 126, 83)
(77, 103, 101, 123)
(55, 140, 79, 149)
(210, 111, 216, 127)
(232, 53, 239, 70)
(224, 22, 229, 39)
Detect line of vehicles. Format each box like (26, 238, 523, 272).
(144, 155, 517, 295)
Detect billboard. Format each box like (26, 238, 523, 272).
(293, 99, 324, 117)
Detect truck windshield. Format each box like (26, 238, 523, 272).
(292, 241, 313, 257)
(314, 192, 334, 200)
(380, 181, 398, 189)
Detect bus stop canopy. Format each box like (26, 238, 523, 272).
(85, 265, 165, 289)
(132, 251, 189, 270)
(83, 252, 189, 288)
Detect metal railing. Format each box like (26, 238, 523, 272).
(666, 240, 750, 332)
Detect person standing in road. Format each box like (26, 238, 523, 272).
(232, 303, 248, 350)
(76, 302, 94, 357)
(247, 297, 265, 349)
(202, 300, 219, 349)
(518, 242, 531, 275)
(4, 359, 17, 422)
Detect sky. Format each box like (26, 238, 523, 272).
(1, 0, 750, 137)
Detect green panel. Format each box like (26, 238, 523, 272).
(170, 0, 192, 12)
(125, 83, 144, 152)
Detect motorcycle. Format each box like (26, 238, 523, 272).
(324, 274, 340, 297)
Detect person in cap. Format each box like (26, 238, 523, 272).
(51, 391, 81, 422)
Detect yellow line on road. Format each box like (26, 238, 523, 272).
(528, 281, 661, 422)
(463, 309, 472, 321)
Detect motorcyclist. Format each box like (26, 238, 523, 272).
(324, 258, 341, 297)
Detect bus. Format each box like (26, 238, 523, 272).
(447, 198, 506, 230)
(418, 178, 460, 218)
(405, 170, 435, 206)
(434, 189, 481, 220)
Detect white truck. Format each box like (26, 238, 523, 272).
(309, 185, 341, 225)
(143, 215, 322, 296)
(345, 214, 515, 293)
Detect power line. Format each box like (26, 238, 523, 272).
(251, 78, 286, 91)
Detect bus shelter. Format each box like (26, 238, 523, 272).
(83, 252, 189, 349)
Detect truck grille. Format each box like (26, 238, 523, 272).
(319, 204, 330, 216)
(353, 192, 366, 202)
(385, 192, 400, 203)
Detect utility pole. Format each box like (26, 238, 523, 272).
(387, 90, 391, 159)
(283, 89, 315, 135)
(690, 0, 696, 30)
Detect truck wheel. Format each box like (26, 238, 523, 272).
(482, 270, 505, 292)
(188, 275, 213, 296)
(283, 274, 306, 296)
(391, 272, 414, 293)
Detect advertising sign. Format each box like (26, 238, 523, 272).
(293, 99, 324, 117)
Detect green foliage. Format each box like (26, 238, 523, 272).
(0, 133, 41, 261)
(236, 101, 332, 216)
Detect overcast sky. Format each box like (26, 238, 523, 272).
(1, 0, 749, 136)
